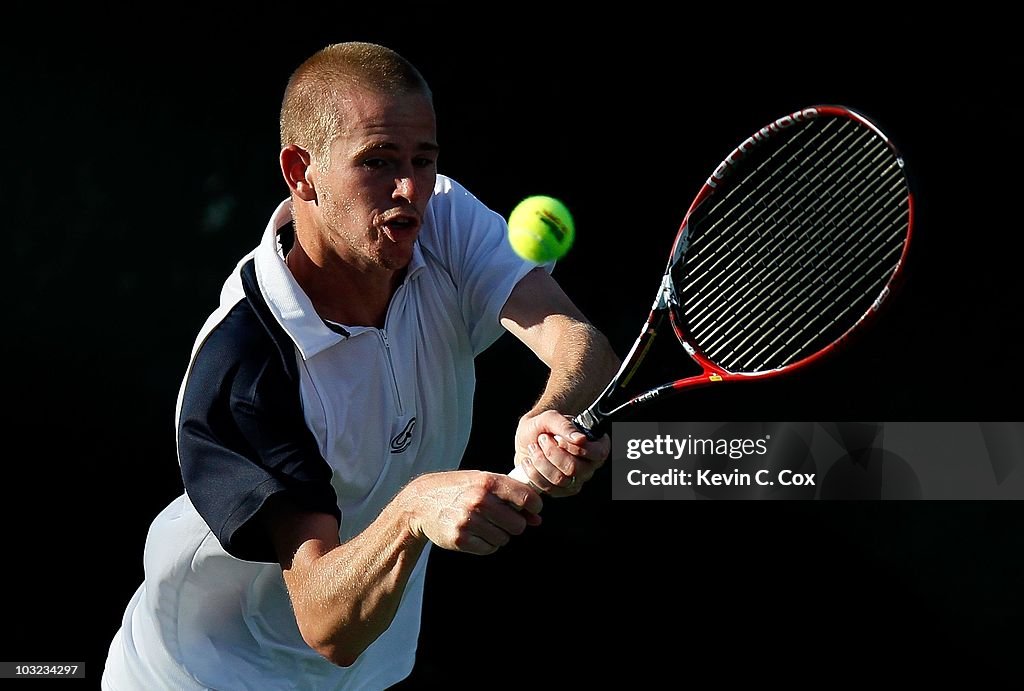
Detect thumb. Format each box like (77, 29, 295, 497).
(549, 413, 588, 445)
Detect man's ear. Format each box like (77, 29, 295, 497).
(280, 145, 318, 202)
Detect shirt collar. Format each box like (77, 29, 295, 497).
(254, 199, 426, 360)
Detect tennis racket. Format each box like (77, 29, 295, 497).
(510, 104, 912, 483)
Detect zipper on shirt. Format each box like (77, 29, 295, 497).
(378, 329, 404, 415)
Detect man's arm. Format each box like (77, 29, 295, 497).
(264, 471, 542, 667)
(500, 267, 621, 495)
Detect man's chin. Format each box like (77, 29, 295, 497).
(379, 245, 415, 273)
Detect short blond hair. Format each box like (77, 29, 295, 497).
(279, 42, 432, 159)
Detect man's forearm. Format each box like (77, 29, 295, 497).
(282, 468, 543, 666)
(525, 319, 620, 417)
(282, 495, 427, 667)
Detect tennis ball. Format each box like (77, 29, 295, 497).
(507, 195, 575, 263)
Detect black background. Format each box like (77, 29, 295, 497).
(5, 5, 1020, 686)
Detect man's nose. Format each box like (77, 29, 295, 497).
(393, 174, 416, 204)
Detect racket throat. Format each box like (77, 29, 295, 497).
(573, 408, 603, 440)
(652, 272, 679, 311)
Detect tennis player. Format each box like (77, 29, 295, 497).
(102, 41, 618, 689)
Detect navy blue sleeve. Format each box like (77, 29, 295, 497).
(177, 301, 339, 563)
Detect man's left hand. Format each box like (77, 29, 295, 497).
(512, 410, 610, 497)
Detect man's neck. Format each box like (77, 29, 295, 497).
(285, 242, 404, 329)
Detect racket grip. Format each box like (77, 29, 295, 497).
(509, 465, 530, 483)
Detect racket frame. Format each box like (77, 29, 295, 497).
(573, 105, 914, 439)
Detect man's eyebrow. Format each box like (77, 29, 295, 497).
(352, 141, 440, 158)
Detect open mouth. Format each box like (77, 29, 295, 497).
(385, 217, 417, 231)
(380, 211, 420, 240)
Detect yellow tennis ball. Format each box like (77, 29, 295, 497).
(507, 195, 575, 263)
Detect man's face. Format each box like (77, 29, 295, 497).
(311, 87, 438, 274)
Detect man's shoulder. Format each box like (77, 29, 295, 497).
(189, 262, 293, 385)
(422, 174, 499, 245)
(428, 174, 486, 212)
(200, 299, 268, 359)
(432, 173, 457, 196)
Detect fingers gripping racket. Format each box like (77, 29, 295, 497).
(510, 104, 912, 483)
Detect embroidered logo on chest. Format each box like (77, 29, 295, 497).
(391, 417, 417, 454)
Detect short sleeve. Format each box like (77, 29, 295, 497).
(425, 176, 554, 354)
(177, 302, 339, 563)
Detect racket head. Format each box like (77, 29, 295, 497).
(665, 105, 913, 382)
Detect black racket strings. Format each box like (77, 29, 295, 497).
(677, 115, 910, 373)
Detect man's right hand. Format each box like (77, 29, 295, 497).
(402, 471, 543, 554)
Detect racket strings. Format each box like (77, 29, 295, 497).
(686, 123, 884, 327)
(698, 147, 905, 361)
(701, 160, 906, 369)
(685, 122, 876, 317)
(698, 145, 907, 369)
(677, 115, 909, 373)
(683, 121, 869, 311)
(690, 118, 851, 257)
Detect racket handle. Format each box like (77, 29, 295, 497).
(509, 465, 530, 483)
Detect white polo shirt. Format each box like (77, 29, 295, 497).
(103, 175, 545, 690)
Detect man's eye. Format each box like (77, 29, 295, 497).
(413, 157, 436, 169)
(362, 159, 388, 169)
